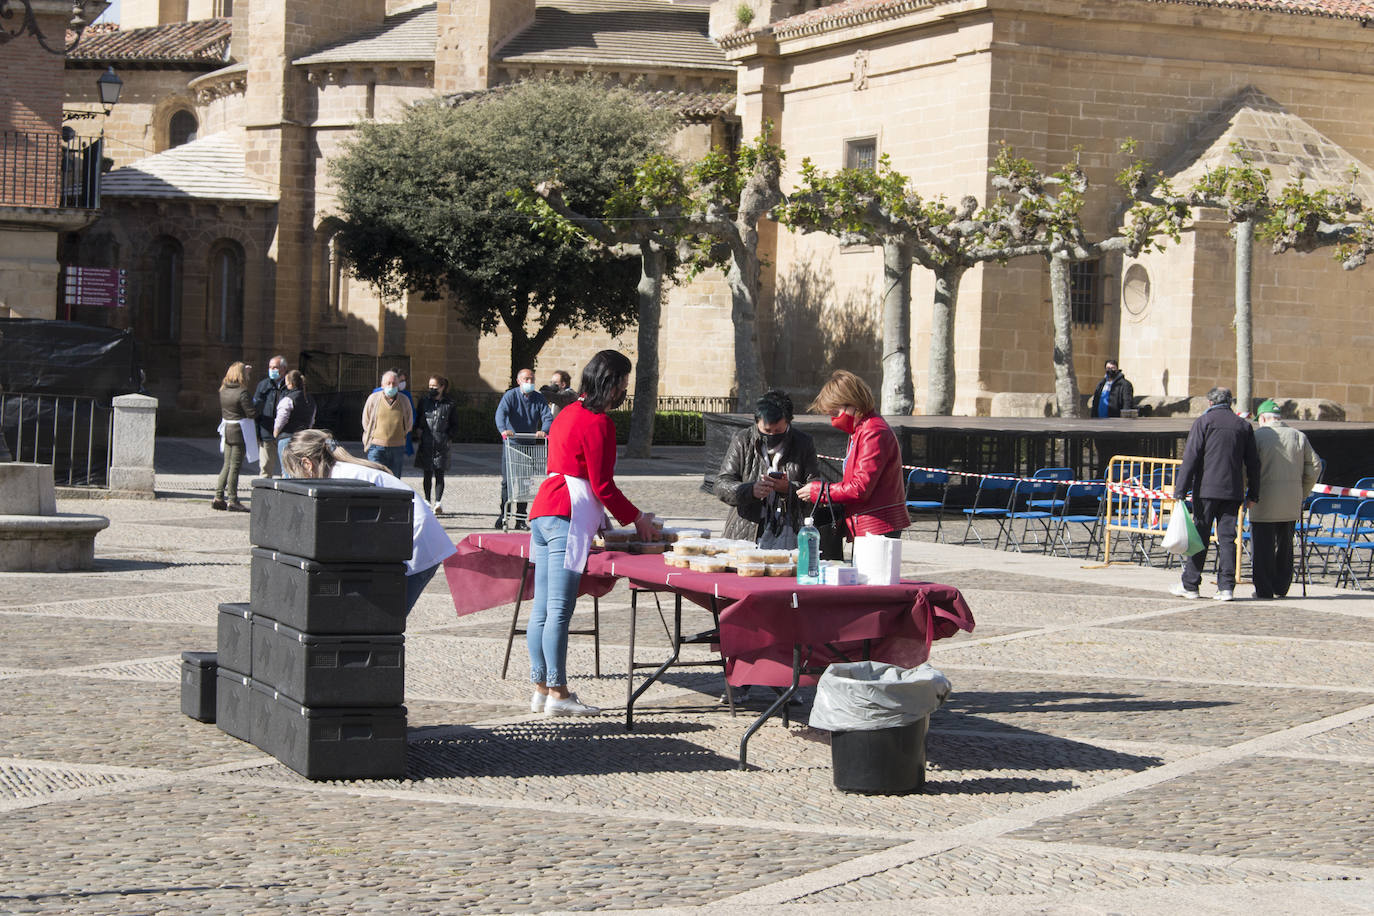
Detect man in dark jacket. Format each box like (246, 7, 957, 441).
(714, 389, 822, 548)
(1090, 360, 1134, 418)
(1170, 387, 1260, 602)
(252, 354, 287, 478)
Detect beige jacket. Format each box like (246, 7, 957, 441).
(362, 390, 413, 448)
(1250, 421, 1321, 523)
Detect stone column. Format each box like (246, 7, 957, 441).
(109, 393, 158, 495)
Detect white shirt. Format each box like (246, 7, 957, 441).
(328, 460, 456, 576)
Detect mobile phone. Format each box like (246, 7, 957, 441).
(767, 471, 784, 479)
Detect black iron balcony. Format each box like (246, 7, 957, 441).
(0, 128, 103, 211)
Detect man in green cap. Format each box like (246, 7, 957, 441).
(1251, 399, 1322, 598)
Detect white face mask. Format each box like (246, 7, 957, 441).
(383, 385, 398, 398)
(397, 380, 407, 391)
(520, 381, 535, 394)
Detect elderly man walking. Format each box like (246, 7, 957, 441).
(494, 368, 553, 529)
(252, 355, 288, 478)
(1250, 399, 1322, 599)
(1170, 387, 1260, 602)
(362, 369, 413, 478)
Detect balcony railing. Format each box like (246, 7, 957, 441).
(0, 129, 102, 210)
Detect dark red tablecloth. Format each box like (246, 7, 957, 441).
(444, 532, 976, 686)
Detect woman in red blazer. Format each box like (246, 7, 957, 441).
(799, 370, 909, 539)
(526, 350, 659, 717)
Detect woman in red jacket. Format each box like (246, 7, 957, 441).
(799, 370, 909, 539)
(526, 350, 659, 716)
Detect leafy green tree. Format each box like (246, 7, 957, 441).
(1188, 148, 1369, 411)
(991, 142, 1188, 416)
(330, 78, 674, 381)
(780, 156, 1046, 416)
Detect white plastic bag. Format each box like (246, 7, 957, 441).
(1161, 500, 1191, 556)
(853, 533, 901, 585)
(809, 661, 951, 732)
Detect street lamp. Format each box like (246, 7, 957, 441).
(0, 0, 104, 54)
(97, 66, 123, 114)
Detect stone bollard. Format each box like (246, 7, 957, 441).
(0, 463, 109, 570)
(108, 393, 157, 496)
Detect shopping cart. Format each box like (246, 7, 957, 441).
(501, 433, 548, 530)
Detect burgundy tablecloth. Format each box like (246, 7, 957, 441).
(444, 532, 976, 686)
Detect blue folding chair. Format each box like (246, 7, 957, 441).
(1306, 498, 1374, 589)
(957, 474, 1016, 548)
(1304, 496, 1363, 578)
(904, 468, 951, 542)
(1004, 477, 1062, 552)
(1026, 467, 1073, 513)
(1050, 481, 1106, 558)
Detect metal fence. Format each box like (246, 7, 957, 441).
(0, 392, 113, 486)
(0, 130, 102, 209)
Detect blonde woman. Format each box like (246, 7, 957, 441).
(798, 370, 909, 539)
(215, 361, 257, 512)
(281, 430, 455, 613)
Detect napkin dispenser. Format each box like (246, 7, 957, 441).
(853, 533, 902, 586)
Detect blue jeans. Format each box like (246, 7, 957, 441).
(367, 444, 405, 477)
(528, 515, 583, 687)
(405, 563, 440, 615)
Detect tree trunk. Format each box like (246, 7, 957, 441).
(1048, 252, 1082, 418)
(925, 265, 963, 416)
(506, 331, 540, 388)
(880, 237, 914, 416)
(728, 239, 767, 412)
(625, 243, 664, 459)
(1234, 219, 1254, 414)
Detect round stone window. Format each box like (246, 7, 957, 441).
(1122, 263, 1151, 319)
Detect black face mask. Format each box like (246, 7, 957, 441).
(763, 431, 787, 449)
(427, 387, 439, 398)
(1105, 369, 1119, 379)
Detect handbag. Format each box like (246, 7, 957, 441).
(812, 482, 848, 561)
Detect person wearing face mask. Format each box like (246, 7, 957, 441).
(414, 375, 455, 514)
(494, 367, 554, 529)
(798, 370, 909, 540)
(361, 369, 414, 477)
(252, 354, 288, 478)
(714, 389, 821, 548)
(1091, 359, 1134, 419)
(526, 350, 659, 716)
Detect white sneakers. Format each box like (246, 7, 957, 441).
(544, 693, 601, 717)
(530, 690, 601, 716)
(431, 499, 443, 515)
(1169, 583, 1236, 601)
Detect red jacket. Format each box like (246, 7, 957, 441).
(529, 399, 639, 525)
(827, 414, 909, 537)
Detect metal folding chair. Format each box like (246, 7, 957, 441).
(904, 468, 951, 542)
(1050, 481, 1106, 558)
(957, 474, 1016, 548)
(1003, 477, 1062, 552)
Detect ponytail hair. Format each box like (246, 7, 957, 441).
(282, 428, 391, 479)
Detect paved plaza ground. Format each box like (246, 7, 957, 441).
(1, 438, 1372, 914)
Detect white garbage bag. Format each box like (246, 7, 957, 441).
(809, 660, 951, 732)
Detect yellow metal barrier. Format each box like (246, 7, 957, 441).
(1098, 455, 1245, 577)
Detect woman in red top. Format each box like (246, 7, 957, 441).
(526, 350, 659, 716)
(799, 370, 909, 539)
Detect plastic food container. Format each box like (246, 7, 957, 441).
(674, 538, 709, 555)
(629, 542, 667, 554)
(663, 552, 691, 567)
(736, 562, 768, 577)
(766, 563, 796, 577)
(689, 556, 730, 573)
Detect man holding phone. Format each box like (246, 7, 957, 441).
(713, 389, 822, 549)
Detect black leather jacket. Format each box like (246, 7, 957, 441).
(713, 424, 821, 544)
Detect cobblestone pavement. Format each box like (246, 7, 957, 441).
(2, 439, 1371, 914)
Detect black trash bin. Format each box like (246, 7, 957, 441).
(830, 715, 928, 794)
(809, 661, 949, 796)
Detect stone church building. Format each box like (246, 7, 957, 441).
(57, 0, 1374, 428)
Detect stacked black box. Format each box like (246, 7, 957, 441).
(214, 477, 414, 779)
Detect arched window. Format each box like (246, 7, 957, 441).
(151, 236, 182, 342)
(168, 110, 198, 149)
(208, 240, 244, 344)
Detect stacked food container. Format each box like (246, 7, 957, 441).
(214, 477, 414, 779)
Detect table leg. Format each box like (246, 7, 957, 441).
(499, 559, 533, 680)
(626, 593, 683, 732)
(739, 644, 802, 770)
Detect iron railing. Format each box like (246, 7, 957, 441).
(0, 392, 113, 487)
(0, 129, 102, 209)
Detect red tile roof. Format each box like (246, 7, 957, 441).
(67, 18, 231, 66)
(762, 0, 1374, 41)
